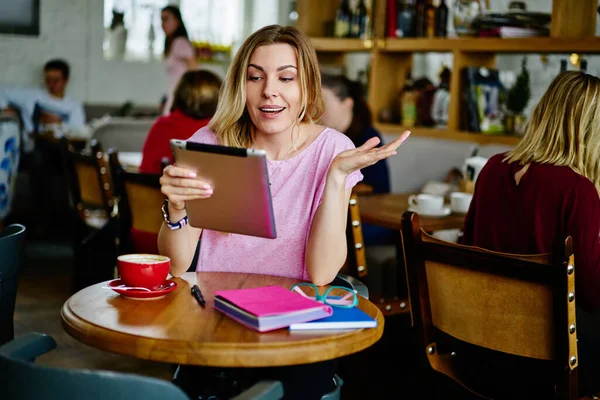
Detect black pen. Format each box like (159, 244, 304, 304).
(191, 284, 206, 307)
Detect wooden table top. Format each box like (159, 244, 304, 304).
(358, 193, 466, 232)
(61, 272, 384, 368)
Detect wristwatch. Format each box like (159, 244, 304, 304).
(161, 199, 189, 230)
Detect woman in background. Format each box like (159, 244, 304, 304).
(161, 5, 197, 114)
(462, 71, 600, 396)
(320, 73, 390, 194)
(139, 69, 221, 175)
(320, 73, 395, 246)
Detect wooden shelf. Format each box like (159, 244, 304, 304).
(381, 37, 600, 53)
(374, 123, 522, 145)
(310, 38, 375, 52)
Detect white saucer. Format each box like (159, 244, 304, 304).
(408, 206, 452, 218)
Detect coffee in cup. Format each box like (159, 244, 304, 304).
(450, 192, 473, 214)
(408, 194, 444, 215)
(117, 254, 170, 290)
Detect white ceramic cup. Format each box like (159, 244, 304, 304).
(432, 229, 462, 243)
(450, 192, 473, 214)
(408, 194, 444, 214)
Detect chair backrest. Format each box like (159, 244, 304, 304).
(345, 192, 368, 281)
(122, 171, 163, 234)
(0, 333, 190, 400)
(61, 139, 118, 221)
(0, 117, 21, 222)
(401, 211, 578, 399)
(0, 224, 26, 345)
(2, 332, 283, 400)
(91, 118, 154, 152)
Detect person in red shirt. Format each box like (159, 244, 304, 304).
(463, 71, 600, 396)
(139, 69, 221, 174)
(133, 70, 220, 254)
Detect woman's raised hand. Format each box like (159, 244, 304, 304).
(330, 130, 410, 177)
(159, 165, 213, 211)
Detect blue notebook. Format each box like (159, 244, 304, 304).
(288, 306, 377, 330)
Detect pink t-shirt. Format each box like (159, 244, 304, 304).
(164, 37, 195, 115)
(187, 126, 363, 280)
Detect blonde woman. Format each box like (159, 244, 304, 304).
(159, 24, 409, 399)
(462, 71, 600, 396)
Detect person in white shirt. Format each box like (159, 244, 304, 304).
(0, 59, 86, 152)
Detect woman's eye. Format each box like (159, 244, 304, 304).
(248, 76, 262, 81)
(280, 77, 294, 82)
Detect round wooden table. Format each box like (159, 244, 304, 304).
(61, 272, 384, 367)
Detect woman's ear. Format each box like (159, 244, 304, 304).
(342, 97, 354, 112)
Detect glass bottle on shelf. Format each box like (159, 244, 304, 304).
(351, 0, 368, 39)
(435, 0, 449, 37)
(335, 0, 352, 38)
(401, 73, 417, 128)
(426, 0, 436, 38)
(396, 0, 416, 38)
(415, 0, 427, 37)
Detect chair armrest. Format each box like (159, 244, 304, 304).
(332, 273, 369, 299)
(0, 332, 57, 363)
(231, 381, 284, 400)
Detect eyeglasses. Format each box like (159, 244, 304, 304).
(290, 283, 358, 308)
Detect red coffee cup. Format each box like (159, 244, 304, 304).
(117, 254, 170, 290)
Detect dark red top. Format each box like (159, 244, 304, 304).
(139, 110, 211, 174)
(463, 153, 600, 312)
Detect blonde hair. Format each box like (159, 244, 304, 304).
(505, 71, 600, 191)
(208, 25, 324, 148)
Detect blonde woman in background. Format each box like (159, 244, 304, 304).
(159, 24, 410, 399)
(462, 71, 600, 397)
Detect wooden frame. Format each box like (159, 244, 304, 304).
(0, 0, 40, 36)
(401, 211, 578, 399)
(344, 194, 410, 316)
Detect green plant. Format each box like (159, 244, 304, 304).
(507, 57, 531, 115)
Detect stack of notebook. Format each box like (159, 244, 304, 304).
(214, 286, 333, 332)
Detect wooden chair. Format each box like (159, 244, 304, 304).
(61, 139, 121, 291)
(343, 192, 408, 315)
(0, 224, 26, 346)
(401, 211, 579, 399)
(0, 332, 283, 400)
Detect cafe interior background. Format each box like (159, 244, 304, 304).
(1, 0, 599, 399)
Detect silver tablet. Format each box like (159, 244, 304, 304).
(170, 139, 276, 239)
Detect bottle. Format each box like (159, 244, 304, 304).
(353, 0, 368, 39)
(401, 73, 417, 128)
(435, 0, 448, 37)
(426, 0, 436, 38)
(414, 0, 427, 37)
(560, 59, 567, 73)
(350, 0, 367, 38)
(335, 0, 352, 38)
(397, 0, 416, 38)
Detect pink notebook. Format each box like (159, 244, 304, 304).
(214, 286, 333, 332)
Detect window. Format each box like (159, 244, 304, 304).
(103, 0, 244, 61)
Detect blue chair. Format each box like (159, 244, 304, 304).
(0, 332, 284, 400)
(0, 223, 26, 346)
(0, 116, 21, 222)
